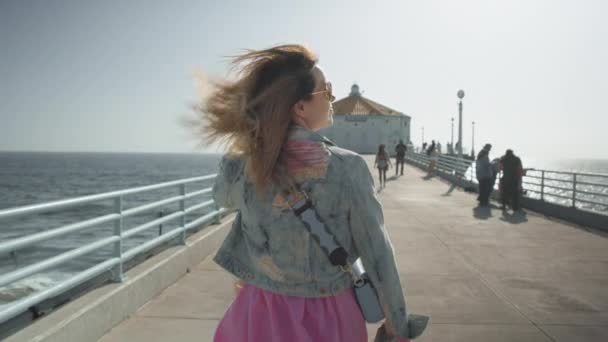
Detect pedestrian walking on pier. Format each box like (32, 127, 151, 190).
(375, 144, 392, 188)
(199, 44, 428, 342)
(395, 140, 407, 176)
(475, 144, 493, 206)
(426, 140, 438, 175)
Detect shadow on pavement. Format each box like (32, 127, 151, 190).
(500, 210, 529, 224)
(473, 205, 492, 220)
(442, 183, 457, 196)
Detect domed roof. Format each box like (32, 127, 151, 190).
(332, 84, 407, 117)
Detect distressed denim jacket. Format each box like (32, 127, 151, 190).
(213, 125, 429, 340)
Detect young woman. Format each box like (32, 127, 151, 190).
(426, 141, 438, 175)
(197, 44, 428, 342)
(374, 144, 392, 188)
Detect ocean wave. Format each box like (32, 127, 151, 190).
(0, 271, 73, 307)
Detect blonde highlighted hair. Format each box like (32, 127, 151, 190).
(196, 44, 318, 189)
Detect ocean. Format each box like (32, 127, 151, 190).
(0, 152, 221, 308)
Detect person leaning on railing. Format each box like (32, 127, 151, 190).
(195, 44, 428, 342)
(499, 149, 524, 211)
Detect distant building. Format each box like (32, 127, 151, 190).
(320, 84, 411, 154)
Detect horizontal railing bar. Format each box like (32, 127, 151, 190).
(439, 158, 470, 164)
(184, 210, 225, 230)
(0, 257, 121, 324)
(0, 175, 216, 220)
(123, 208, 228, 262)
(543, 193, 573, 200)
(0, 236, 119, 288)
(122, 211, 184, 239)
(119, 187, 215, 217)
(526, 168, 608, 178)
(524, 191, 607, 209)
(183, 188, 212, 200)
(542, 184, 575, 192)
(573, 198, 608, 207)
(576, 180, 608, 188)
(438, 160, 469, 167)
(123, 226, 184, 261)
(122, 195, 183, 217)
(542, 176, 573, 183)
(184, 200, 215, 214)
(439, 162, 469, 169)
(575, 189, 608, 198)
(0, 213, 119, 255)
(407, 152, 469, 161)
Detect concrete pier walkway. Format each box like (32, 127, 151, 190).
(99, 162, 608, 342)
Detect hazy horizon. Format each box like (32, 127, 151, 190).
(1, 0, 607, 162)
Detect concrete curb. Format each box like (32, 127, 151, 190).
(5, 215, 235, 342)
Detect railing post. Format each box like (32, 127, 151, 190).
(112, 196, 124, 283)
(540, 171, 545, 201)
(158, 210, 164, 236)
(179, 184, 186, 245)
(10, 251, 18, 269)
(572, 173, 577, 208)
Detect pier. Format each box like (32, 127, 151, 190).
(5, 160, 608, 342)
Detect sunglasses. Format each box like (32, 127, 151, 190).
(310, 82, 335, 102)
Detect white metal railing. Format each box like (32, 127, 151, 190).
(522, 169, 608, 213)
(405, 151, 474, 179)
(406, 152, 608, 215)
(0, 174, 227, 324)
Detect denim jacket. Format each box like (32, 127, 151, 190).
(212, 125, 429, 340)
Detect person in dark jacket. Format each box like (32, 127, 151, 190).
(499, 149, 524, 211)
(475, 144, 493, 206)
(394, 140, 407, 176)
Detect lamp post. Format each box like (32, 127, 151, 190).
(457, 90, 465, 159)
(451, 117, 454, 154)
(421, 126, 424, 151)
(471, 121, 475, 157)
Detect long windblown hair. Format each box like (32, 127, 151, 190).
(195, 44, 318, 189)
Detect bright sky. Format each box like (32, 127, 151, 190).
(1, 0, 606, 161)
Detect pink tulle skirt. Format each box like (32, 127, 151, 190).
(214, 283, 367, 342)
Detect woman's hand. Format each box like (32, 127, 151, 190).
(374, 323, 411, 342)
